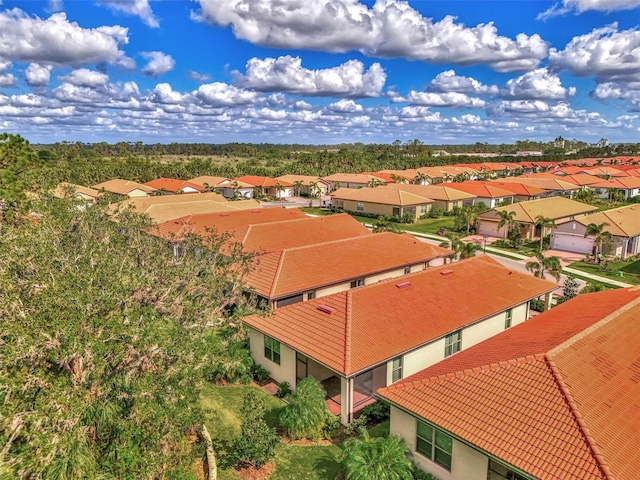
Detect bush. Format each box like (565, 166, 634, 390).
(401, 212, 415, 224)
(276, 381, 292, 399)
(234, 391, 279, 469)
(251, 363, 271, 384)
(360, 401, 390, 424)
(425, 206, 443, 218)
(322, 409, 341, 440)
(412, 465, 439, 480)
(280, 377, 330, 440)
(204, 338, 254, 384)
(530, 298, 545, 312)
(344, 414, 369, 436)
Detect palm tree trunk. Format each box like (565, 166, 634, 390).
(201, 424, 217, 480)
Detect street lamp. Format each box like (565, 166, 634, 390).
(483, 235, 488, 253)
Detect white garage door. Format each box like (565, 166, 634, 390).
(551, 233, 593, 254)
(477, 220, 502, 238)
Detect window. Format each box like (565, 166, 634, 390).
(357, 202, 364, 212)
(264, 336, 281, 365)
(391, 356, 403, 382)
(393, 207, 401, 217)
(416, 421, 453, 470)
(505, 308, 513, 329)
(350, 278, 365, 288)
(444, 330, 462, 357)
(420, 205, 427, 215)
(487, 459, 528, 480)
(306, 291, 316, 300)
(404, 266, 411, 274)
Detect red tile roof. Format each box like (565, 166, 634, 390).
(244, 256, 556, 376)
(588, 177, 640, 190)
(484, 181, 545, 197)
(143, 177, 205, 193)
(150, 207, 308, 241)
(378, 287, 640, 480)
(245, 233, 453, 299)
(446, 182, 515, 198)
(235, 175, 293, 188)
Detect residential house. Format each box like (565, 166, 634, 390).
(446, 183, 514, 208)
(587, 177, 640, 200)
(244, 256, 556, 425)
(377, 287, 640, 480)
(53, 182, 102, 202)
(92, 179, 157, 197)
(497, 176, 580, 197)
(235, 175, 293, 198)
(276, 175, 329, 197)
(551, 204, 640, 258)
(477, 196, 597, 239)
(143, 177, 204, 195)
(188, 176, 255, 199)
(486, 181, 545, 201)
(322, 173, 387, 191)
(331, 187, 433, 220)
(379, 184, 476, 212)
(246, 232, 453, 308)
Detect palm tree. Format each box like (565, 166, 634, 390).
(439, 232, 459, 250)
(390, 174, 408, 184)
(309, 181, 321, 197)
(292, 180, 304, 197)
(372, 216, 399, 233)
(496, 210, 517, 240)
(275, 182, 285, 199)
(413, 172, 430, 185)
(584, 222, 612, 258)
(342, 429, 413, 480)
(368, 178, 384, 188)
(456, 241, 482, 259)
(534, 215, 555, 250)
(525, 250, 562, 282)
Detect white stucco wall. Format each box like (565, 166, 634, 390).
(249, 329, 296, 388)
(389, 406, 488, 480)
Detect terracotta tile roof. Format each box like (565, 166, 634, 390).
(560, 173, 604, 186)
(583, 166, 630, 177)
(360, 171, 397, 183)
(379, 170, 417, 181)
(245, 232, 453, 299)
(150, 207, 308, 241)
(143, 177, 205, 193)
(275, 175, 329, 186)
(331, 187, 433, 206)
(486, 181, 546, 197)
(323, 173, 387, 184)
(588, 177, 640, 190)
(576, 204, 640, 237)
(241, 213, 371, 252)
(446, 182, 515, 199)
(380, 184, 476, 201)
(53, 182, 102, 200)
(378, 287, 640, 480)
(480, 196, 597, 223)
(92, 179, 157, 195)
(244, 256, 556, 376)
(187, 176, 231, 187)
(235, 175, 293, 188)
(498, 176, 579, 192)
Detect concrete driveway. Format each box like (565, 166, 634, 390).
(543, 249, 585, 268)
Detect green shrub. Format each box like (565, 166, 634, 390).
(412, 465, 439, 480)
(530, 298, 545, 312)
(251, 363, 271, 384)
(401, 212, 415, 224)
(344, 414, 369, 436)
(360, 401, 390, 423)
(276, 381, 292, 399)
(205, 338, 254, 384)
(322, 409, 341, 440)
(234, 391, 279, 469)
(425, 206, 443, 218)
(280, 377, 330, 440)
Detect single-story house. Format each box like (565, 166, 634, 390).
(379, 184, 476, 212)
(235, 175, 293, 198)
(246, 232, 453, 308)
(477, 196, 597, 239)
(446, 183, 514, 208)
(497, 176, 580, 198)
(275, 175, 330, 197)
(486, 181, 545, 201)
(587, 177, 640, 200)
(144, 177, 204, 194)
(92, 179, 157, 197)
(322, 173, 387, 190)
(244, 256, 556, 425)
(53, 182, 103, 202)
(551, 204, 640, 258)
(189, 176, 255, 199)
(331, 187, 434, 220)
(378, 287, 640, 480)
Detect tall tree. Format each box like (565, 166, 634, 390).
(496, 210, 517, 240)
(534, 215, 556, 250)
(525, 250, 562, 282)
(584, 222, 612, 258)
(0, 133, 42, 203)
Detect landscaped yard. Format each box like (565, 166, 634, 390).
(201, 382, 374, 480)
(567, 260, 640, 285)
(621, 259, 640, 275)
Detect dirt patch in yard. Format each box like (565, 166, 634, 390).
(236, 461, 276, 480)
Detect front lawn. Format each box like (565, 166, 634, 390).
(396, 217, 455, 235)
(567, 260, 640, 285)
(200, 383, 343, 480)
(621, 259, 640, 275)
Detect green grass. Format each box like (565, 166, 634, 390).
(200, 383, 343, 480)
(568, 273, 619, 291)
(395, 217, 455, 235)
(620, 259, 640, 275)
(300, 207, 333, 216)
(567, 261, 640, 285)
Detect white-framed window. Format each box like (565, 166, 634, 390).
(416, 420, 453, 471)
(391, 356, 403, 383)
(357, 202, 364, 212)
(444, 330, 462, 358)
(306, 291, 316, 300)
(487, 459, 529, 480)
(350, 278, 365, 288)
(264, 335, 281, 365)
(420, 205, 427, 214)
(505, 308, 513, 329)
(404, 266, 411, 274)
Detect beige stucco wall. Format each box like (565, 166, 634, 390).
(340, 199, 399, 217)
(390, 406, 488, 480)
(463, 303, 528, 348)
(249, 329, 297, 388)
(127, 189, 150, 198)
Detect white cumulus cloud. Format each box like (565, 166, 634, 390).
(393, 91, 486, 108)
(235, 56, 386, 97)
(196, 82, 260, 107)
(193, 0, 548, 72)
(501, 68, 576, 100)
(428, 70, 498, 95)
(59, 68, 109, 87)
(98, 0, 159, 28)
(26, 63, 53, 86)
(0, 9, 133, 67)
(141, 51, 175, 77)
(327, 99, 363, 113)
(538, 0, 640, 19)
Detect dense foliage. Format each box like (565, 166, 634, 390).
(0, 197, 256, 478)
(233, 391, 279, 469)
(341, 429, 414, 480)
(279, 377, 331, 440)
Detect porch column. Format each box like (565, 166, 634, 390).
(543, 292, 552, 311)
(340, 377, 353, 425)
(622, 238, 630, 260)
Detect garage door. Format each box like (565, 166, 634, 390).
(551, 233, 593, 254)
(477, 220, 502, 238)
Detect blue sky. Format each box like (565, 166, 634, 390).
(0, 0, 639, 145)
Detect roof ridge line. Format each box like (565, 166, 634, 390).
(547, 292, 640, 358)
(272, 232, 377, 253)
(269, 250, 287, 298)
(343, 291, 352, 375)
(544, 356, 615, 480)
